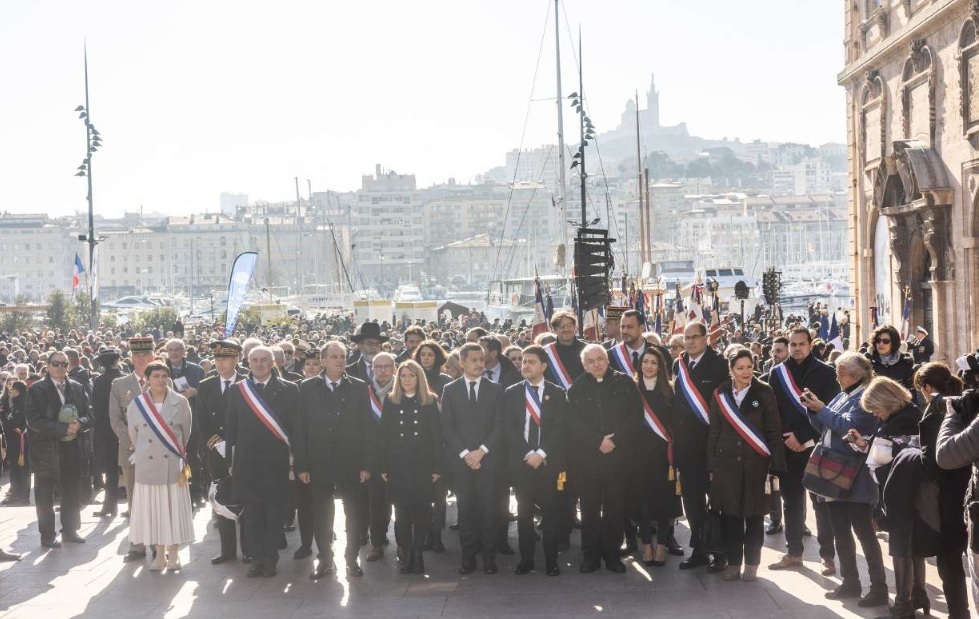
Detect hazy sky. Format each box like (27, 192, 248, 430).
(1, 0, 844, 217)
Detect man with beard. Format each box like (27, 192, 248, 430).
(347, 322, 386, 383)
(764, 327, 839, 576)
(396, 326, 425, 365)
(363, 352, 396, 563)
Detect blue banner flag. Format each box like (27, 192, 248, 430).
(225, 251, 259, 337)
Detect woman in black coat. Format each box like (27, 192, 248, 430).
(413, 340, 452, 552)
(379, 360, 442, 575)
(867, 325, 916, 391)
(635, 347, 682, 567)
(914, 363, 969, 619)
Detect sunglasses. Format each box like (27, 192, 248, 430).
(49, 360, 68, 368)
(875, 339, 891, 345)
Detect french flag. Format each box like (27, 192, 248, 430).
(72, 253, 85, 292)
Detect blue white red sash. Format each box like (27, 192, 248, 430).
(368, 384, 383, 422)
(640, 393, 670, 444)
(676, 358, 710, 425)
(609, 343, 637, 376)
(772, 363, 807, 414)
(525, 382, 542, 427)
(714, 389, 771, 457)
(544, 343, 572, 390)
(133, 393, 186, 461)
(238, 381, 290, 446)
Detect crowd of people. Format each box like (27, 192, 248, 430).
(1, 305, 979, 619)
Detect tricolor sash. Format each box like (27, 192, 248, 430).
(368, 385, 383, 422)
(525, 382, 542, 427)
(133, 393, 186, 461)
(544, 343, 573, 390)
(772, 363, 807, 414)
(676, 358, 710, 425)
(238, 381, 290, 446)
(714, 389, 771, 457)
(640, 393, 670, 444)
(609, 343, 637, 376)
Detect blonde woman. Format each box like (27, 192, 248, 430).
(127, 360, 194, 571)
(379, 360, 442, 575)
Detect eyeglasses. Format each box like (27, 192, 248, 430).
(875, 338, 891, 345)
(49, 360, 68, 368)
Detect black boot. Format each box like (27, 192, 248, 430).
(876, 557, 913, 619)
(910, 556, 930, 616)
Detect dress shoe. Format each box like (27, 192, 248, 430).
(821, 557, 836, 576)
(293, 546, 313, 560)
(92, 510, 116, 518)
(678, 553, 709, 570)
(121, 511, 130, 518)
(579, 560, 601, 573)
(449, 523, 460, 531)
(606, 560, 627, 573)
(802, 526, 812, 537)
(412, 552, 425, 575)
(742, 564, 759, 582)
(0, 549, 21, 562)
(497, 543, 515, 556)
(483, 559, 498, 574)
(768, 554, 803, 570)
(62, 532, 86, 544)
(707, 557, 728, 573)
(546, 564, 561, 576)
(765, 522, 783, 535)
(41, 538, 62, 549)
(825, 582, 862, 600)
(365, 545, 384, 562)
(247, 563, 265, 578)
(722, 565, 742, 581)
(857, 588, 889, 608)
(514, 561, 534, 575)
(283, 523, 296, 532)
(347, 562, 364, 577)
(666, 539, 685, 557)
(262, 563, 277, 578)
(211, 554, 236, 565)
(310, 561, 335, 580)
(123, 549, 146, 562)
(459, 559, 477, 575)
(242, 555, 253, 564)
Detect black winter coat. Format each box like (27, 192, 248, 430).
(670, 348, 729, 470)
(567, 369, 642, 482)
(25, 376, 93, 478)
(379, 394, 442, 508)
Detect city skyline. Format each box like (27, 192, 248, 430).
(1, 1, 844, 217)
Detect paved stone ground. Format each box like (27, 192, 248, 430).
(0, 478, 973, 619)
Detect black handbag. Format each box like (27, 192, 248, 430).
(700, 504, 725, 555)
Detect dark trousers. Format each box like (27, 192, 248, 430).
(241, 498, 288, 566)
(781, 451, 835, 559)
(99, 430, 119, 510)
(294, 480, 314, 550)
(394, 502, 432, 552)
(452, 464, 497, 562)
(578, 472, 626, 564)
(431, 476, 448, 531)
(722, 514, 764, 566)
(514, 467, 560, 567)
(494, 471, 513, 548)
(936, 546, 970, 619)
(215, 513, 248, 557)
(365, 476, 390, 547)
(311, 484, 363, 561)
(6, 434, 31, 502)
(35, 468, 81, 541)
(186, 432, 204, 504)
(827, 501, 886, 591)
(678, 461, 710, 556)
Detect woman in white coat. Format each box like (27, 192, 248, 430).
(127, 360, 194, 571)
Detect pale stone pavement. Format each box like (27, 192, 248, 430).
(0, 480, 973, 619)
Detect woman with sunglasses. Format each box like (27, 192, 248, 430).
(867, 325, 915, 392)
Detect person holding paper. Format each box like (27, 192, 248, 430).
(165, 338, 206, 506)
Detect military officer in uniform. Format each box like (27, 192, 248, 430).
(196, 339, 248, 564)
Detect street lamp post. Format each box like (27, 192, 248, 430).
(74, 44, 102, 333)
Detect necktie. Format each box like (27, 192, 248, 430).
(468, 381, 477, 404)
(484, 369, 493, 382)
(331, 381, 338, 392)
(631, 352, 640, 372)
(223, 379, 230, 394)
(56, 382, 65, 402)
(528, 387, 541, 450)
(689, 359, 696, 372)
(255, 382, 265, 395)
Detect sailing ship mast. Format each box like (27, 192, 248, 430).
(636, 90, 646, 268)
(554, 0, 568, 278)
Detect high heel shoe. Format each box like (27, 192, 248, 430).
(911, 557, 929, 616)
(644, 544, 667, 567)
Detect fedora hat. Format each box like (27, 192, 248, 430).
(351, 321, 388, 343)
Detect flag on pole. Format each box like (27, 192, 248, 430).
(531, 277, 548, 338)
(72, 253, 85, 296)
(224, 252, 259, 337)
(900, 293, 912, 341)
(819, 312, 830, 340)
(828, 311, 843, 351)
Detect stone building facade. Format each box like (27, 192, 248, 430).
(841, 0, 979, 359)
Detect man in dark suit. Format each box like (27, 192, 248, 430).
(606, 309, 648, 378)
(395, 325, 425, 365)
(25, 350, 93, 547)
(910, 327, 934, 364)
(226, 345, 299, 578)
(567, 344, 642, 574)
(346, 321, 387, 383)
(295, 341, 375, 580)
(441, 342, 504, 575)
(763, 327, 839, 574)
(196, 340, 248, 565)
(91, 349, 123, 518)
(166, 338, 207, 505)
(503, 345, 567, 576)
(670, 321, 730, 571)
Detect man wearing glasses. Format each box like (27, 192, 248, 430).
(25, 351, 93, 548)
(670, 321, 729, 572)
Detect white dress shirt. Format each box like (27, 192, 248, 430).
(459, 376, 489, 459)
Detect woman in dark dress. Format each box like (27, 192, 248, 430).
(413, 340, 452, 552)
(707, 348, 786, 582)
(635, 347, 683, 567)
(914, 364, 969, 619)
(379, 360, 442, 575)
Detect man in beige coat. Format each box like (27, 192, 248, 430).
(109, 336, 156, 562)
